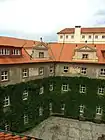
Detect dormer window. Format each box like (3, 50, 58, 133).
(0, 49, 10, 55)
(12, 49, 20, 55)
(39, 52, 44, 58)
(82, 54, 88, 59)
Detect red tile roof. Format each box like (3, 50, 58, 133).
(57, 27, 105, 34)
(0, 36, 105, 64)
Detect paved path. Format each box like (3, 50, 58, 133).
(23, 117, 105, 140)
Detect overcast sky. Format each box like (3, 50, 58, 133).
(0, 0, 105, 41)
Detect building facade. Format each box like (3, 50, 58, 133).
(57, 26, 105, 44)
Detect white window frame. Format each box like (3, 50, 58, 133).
(82, 35, 85, 39)
(62, 84, 69, 92)
(50, 66, 54, 74)
(88, 35, 91, 39)
(96, 106, 102, 115)
(61, 103, 65, 111)
(39, 87, 44, 95)
(24, 114, 28, 125)
(102, 35, 105, 39)
(5, 123, 10, 131)
(79, 85, 86, 93)
(23, 90, 28, 100)
(49, 84, 53, 91)
(49, 103, 52, 111)
(81, 67, 87, 75)
(4, 96, 10, 107)
(39, 52, 44, 58)
(39, 107, 43, 116)
(95, 35, 98, 39)
(12, 49, 20, 55)
(1, 71, 8, 81)
(82, 54, 88, 59)
(100, 69, 105, 76)
(39, 67, 44, 75)
(60, 35, 63, 39)
(79, 105, 85, 114)
(71, 35, 74, 39)
(98, 87, 104, 95)
(0, 49, 10, 55)
(63, 66, 68, 73)
(22, 69, 28, 78)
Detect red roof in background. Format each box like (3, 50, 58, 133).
(57, 27, 105, 34)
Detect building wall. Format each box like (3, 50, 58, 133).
(55, 63, 105, 79)
(0, 63, 54, 86)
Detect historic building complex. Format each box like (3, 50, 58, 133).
(0, 27, 105, 135)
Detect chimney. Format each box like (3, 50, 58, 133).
(75, 25, 81, 28)
(74, 26, 81, 43)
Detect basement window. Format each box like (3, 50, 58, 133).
(79, 85, 86, 93)
(96, 106, 102, 115)
(62, 84, 69, 92)
(4, 96, 10, 107)
(79, 105, 85, 114)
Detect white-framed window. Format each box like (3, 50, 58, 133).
(24, 114, 28, 125)
(88, 35, 91, 39)
(62, 84, 69, 92)
(82, 54, 88, 59)
(102, 35, 105, 39)
(39, 106, 43, 116)
(95, 35, 98, 39)
(49, 102, 52, 111)
(82, 35, 85, 39)
(60, 35, 63, 39)
(22, 69, 28, 78)
(1, 71, 8, 81)
(81, 67, 87, 75)
(71, 35, 74, 39)
(63, 66, 68, 73)
(22, 90, 28, 100)
(66, 35, 68, 39)
(79, 105, 85, 114)
(49, 84, 53, 91)
(4, 96, 10, 107)
(5, 123, 10, 131)
(61, 103, 65, 111)
(96, 106, 102, 115)
(39, 67, 44, 75)
(79, 85, 86, 93)
(50, 66, 54, 74)
(12, 49, 20, 55)
(98, 87, 104, 95)
(100, 69, 105, 76)
(39, 52, 44, 58)
(0, 49, 10, 55)
(39, 87, 44, 95)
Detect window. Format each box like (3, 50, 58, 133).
(50, 66, 54, 74)
(4, 96, 10, 107)
(12, 49, 20, 55)
(79, 105, 85, 114)
(23, 90, 28, 100)
(5, 123, 10, 131)
(96, 106, 102, 115)
(102, 35, 105, 39)
(88, 35, 91, 39)
(79, 85, 86, 93)
(82, 54, 88, 59)
(81, 67, 87, 75)
(82, 35, 85, 39)
(71, 35, 74, 39)
(49, 103, 52, 111)
(39, 87, 44, 94)
(39, 67, 44, 75)
(95, 35, 98, 39)
(39, 107, 43, 116)
(63, 66, 68, 73)
(22, 69, 28, 78)
(62, 84, 69, 92)
(66, 35, 68, 39)
(0, 49, 10, 55)
(39, 52, 44, 58)
(98, 87, 104, 95)
(24, 114, 28, 125)
(100, 69, 105, 76)
(61, 103, 65, 111)
(49, 84, 53, 91)
(1, 71, 8, 81)
(60, 35, 63, 39)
